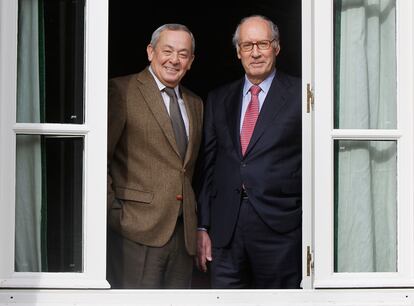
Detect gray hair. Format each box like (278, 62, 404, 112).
(150, 24, 195, 54)
(232, 15, 280, 48)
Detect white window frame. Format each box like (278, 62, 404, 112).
(0, 0, 109, 288)
(1, 0, 414, 304)
(301, 0, 315, 290)
(313, 0, 414, 288)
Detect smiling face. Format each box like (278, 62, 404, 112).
(236, 17, 280, 84)
(147, 29, 194, 88)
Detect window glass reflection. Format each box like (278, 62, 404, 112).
(334, 0, 396, 129)
(17, 0, 85, 124)
(334, 140, 397, 272)
(15, 135, 83, 272)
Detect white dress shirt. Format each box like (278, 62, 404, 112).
(240, 69, 276, 132)
(149, 67, 189, 138)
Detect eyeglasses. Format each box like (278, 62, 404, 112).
(238, 39, 276, 52)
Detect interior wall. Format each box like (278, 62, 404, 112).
(108, 1, 301, 101)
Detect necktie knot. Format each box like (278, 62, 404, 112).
(250, 85, 261, 96)
(164, 87, 177, 99)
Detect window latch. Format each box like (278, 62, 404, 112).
(307, 245, 313, 276)
(306, 83, 314, 113)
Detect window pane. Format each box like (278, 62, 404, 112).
(334, 140, 397, 272)
(334, 0, 396, 129)
(16, 0, 85, 124)
(15, 135, 83, 272)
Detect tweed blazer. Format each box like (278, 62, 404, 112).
(107, 67, 203, 255)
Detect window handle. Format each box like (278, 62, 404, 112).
(307, 245, 313, 276)
(306, 83, 314, 113)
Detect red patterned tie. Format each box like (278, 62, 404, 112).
(240, 85, 261, 155)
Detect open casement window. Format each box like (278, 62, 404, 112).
(0, 0, 108, 288)
(0, 0, 413, 299)
(313, 0, 414, 287)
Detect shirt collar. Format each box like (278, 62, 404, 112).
(148, 66, 181, 98)
(242, 69, 276, 96)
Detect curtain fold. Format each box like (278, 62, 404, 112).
(335, 0, 397, 272)
(15, 0, 43, 272)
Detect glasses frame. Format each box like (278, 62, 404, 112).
(238, 39, 276, 52)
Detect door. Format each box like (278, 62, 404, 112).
(313, 0, 414, 288)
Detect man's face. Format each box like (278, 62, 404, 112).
(237, 18, 280, 84)
(147, 29, 194, 88)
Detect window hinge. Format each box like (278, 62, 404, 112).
(306, 83, 314, 113)
(306, 245, 314, 276)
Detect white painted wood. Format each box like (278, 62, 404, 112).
(313, 0, 414, 287)
(395, 0, 414, 282)
(0, 289, 412, 306)
(82, 0, 109, 289)
(0, 0, 19, 284)
(301, 0, 315, 290)
(1, 0, 414, 301)
(313, 0, 336, 288)
(0, 0, 109, 288)
(13, 123, 90, 135)
(331, 129, 402, 139)
(84, 0, 109, 286)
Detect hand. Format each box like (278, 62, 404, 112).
(196, 230, 212, 272)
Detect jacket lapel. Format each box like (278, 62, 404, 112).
(136, 68, 181, 159)
(243, 73, 289, 157)
(181, 89, 196, 167)
(224, 80, 244, 160)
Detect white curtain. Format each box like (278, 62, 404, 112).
(336, 0, 397, 272)
(15, 0, 43, 272)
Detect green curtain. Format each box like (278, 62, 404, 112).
(335, 0, 397, 272)
(15, 0, 45, 272)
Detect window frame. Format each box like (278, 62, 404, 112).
(313, 0, 414, 288)
(1, 0, 414, 298)
(0, 0, 109, 288)
(301, 0, 315, 290)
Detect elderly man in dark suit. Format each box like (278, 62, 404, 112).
(107, 24, 203, 289)
(196, 15, 302, 289)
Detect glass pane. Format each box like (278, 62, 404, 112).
(16, 0, 85, 124)
(334, 140, 397, 272)
(334, 0, 396, 129)
(15, 135, 83, 272)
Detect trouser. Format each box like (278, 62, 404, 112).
(107, 217, 193, 289)
(210, 198, 302, 289)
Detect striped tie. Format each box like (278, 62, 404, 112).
(240, 85, 261, 156)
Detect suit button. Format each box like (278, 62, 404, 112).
(241, 162, 247, 167)
(176, 195, 183, 201)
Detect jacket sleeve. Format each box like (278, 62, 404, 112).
(196, 91, 218, 229)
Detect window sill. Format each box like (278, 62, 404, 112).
(0, 288, 412, 305)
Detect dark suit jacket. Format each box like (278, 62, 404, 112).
(107, 67, 203, 255)
(197, 71, 302, 248)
